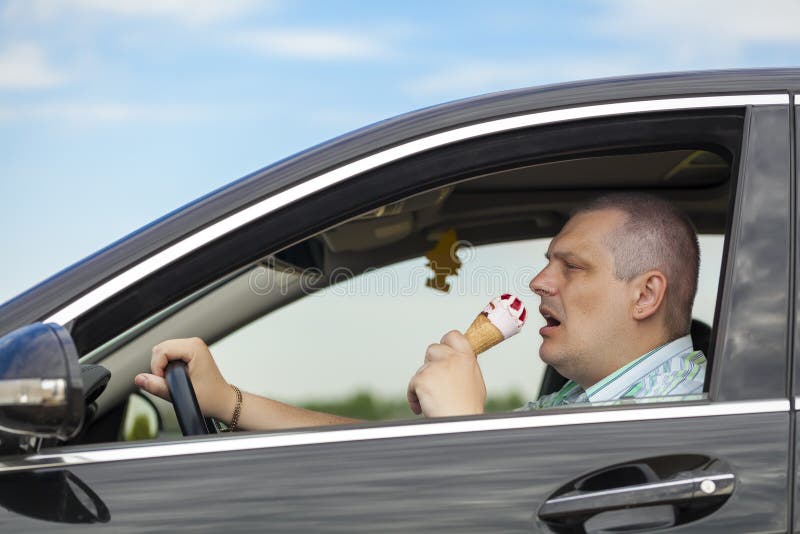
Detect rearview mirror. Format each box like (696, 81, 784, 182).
(0, 323, 84, 440)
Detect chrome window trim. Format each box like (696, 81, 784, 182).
(44, 93, 789, 326)
(1, 399, 788, 473)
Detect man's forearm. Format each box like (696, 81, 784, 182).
(219, 390, 360, 431)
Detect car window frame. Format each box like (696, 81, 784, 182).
(62, 101, 757, 356)
(57, 99, 788, 447)
(707, 104, 792, 401)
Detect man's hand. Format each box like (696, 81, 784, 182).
(407, 330, 486, 417)
(134, 338, 233, 420)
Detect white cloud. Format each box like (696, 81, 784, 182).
(0, 101, 209, 123)
(4, 0, 267, 26)
(406, 58, 644, 99)
(406, 1, 800, 102)
(592, 0, 800, 61)
(235, 28, 389, 60)
(595, 0, 800, 42)
(0, 43, 66, 89)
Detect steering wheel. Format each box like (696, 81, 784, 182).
(164, 361, 210, 436)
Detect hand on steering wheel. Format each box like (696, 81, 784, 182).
(164, 361, 210, 436)
(135, 338, 231, 435)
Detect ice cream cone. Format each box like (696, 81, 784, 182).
(464, 294, 527, 356)
(465, 312, 505, 356)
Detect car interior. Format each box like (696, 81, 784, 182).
(59, 140, 734, 447)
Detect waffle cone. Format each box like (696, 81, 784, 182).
(464, 313, 505, 356)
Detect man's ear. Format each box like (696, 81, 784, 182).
(632, 270, 667, 320)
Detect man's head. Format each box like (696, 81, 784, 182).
(529, 193, 700, 387)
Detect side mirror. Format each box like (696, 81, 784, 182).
(0, 323, 84, 440)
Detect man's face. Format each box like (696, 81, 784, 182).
(529, 209, 632, 382)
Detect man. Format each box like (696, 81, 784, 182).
(407, 193, 706, 417)
(135, 193, 706, 429)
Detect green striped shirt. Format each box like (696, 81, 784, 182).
(523, 335, 706, 410)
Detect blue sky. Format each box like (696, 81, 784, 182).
(2, 0, 800, 303)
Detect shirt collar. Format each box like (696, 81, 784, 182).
(584, 335, 694, 403)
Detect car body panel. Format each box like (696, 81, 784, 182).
(0, 407, 789, 532)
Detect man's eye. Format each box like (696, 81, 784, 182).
(566, 263, 581, 270)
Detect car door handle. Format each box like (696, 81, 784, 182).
(539, 471, 735, 521)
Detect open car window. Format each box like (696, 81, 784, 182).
(177, 145, 732, 429)
(210, 233, 724, 421)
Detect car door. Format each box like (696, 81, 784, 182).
(0, 83, 793, 532)
(794, 92, 800, 534)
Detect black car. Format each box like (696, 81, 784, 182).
(0, 69, 797, 532)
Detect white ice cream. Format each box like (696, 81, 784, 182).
(482, 293, 526, 339)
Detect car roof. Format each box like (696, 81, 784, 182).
(1, 68, 798, 335)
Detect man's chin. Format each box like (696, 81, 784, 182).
(538, 342, 562, 367)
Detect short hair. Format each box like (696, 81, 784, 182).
(573, 193, 700, 338)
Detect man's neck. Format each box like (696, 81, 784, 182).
(576, 334, 674, 390)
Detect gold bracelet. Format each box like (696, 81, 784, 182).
(224, 384, 243, 432)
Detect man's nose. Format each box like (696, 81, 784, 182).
(530, 266, 556, 297)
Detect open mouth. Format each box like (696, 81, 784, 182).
(540, 306, 562, 334)
(545, 316, 561, 328)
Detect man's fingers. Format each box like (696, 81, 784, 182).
(407, 390, 422, 415)
(407, 375, 423, 415)
(440, 330, 475, 357)
(413, 331, 480, 417)
(424, 343, 450, 363)
(150, 337, 205, 376)
(135, 373, 170, 401)
(425, 331, 475, 364)
(150, 349, 169, 377)
(407, 392, 422, 415)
